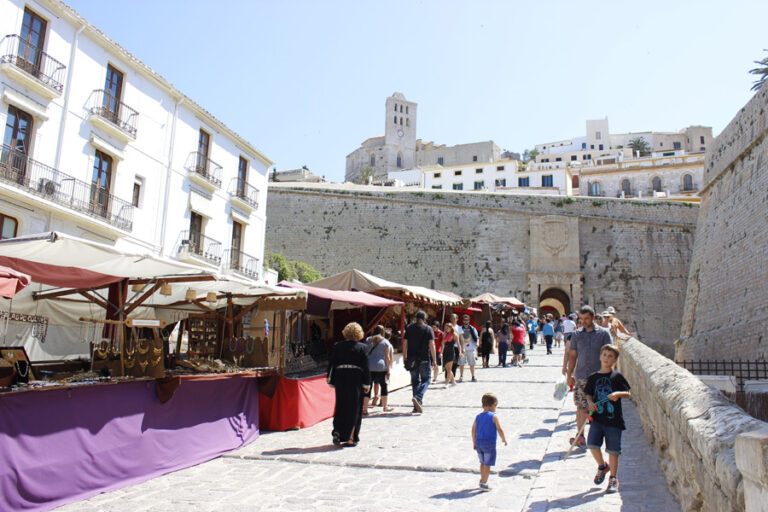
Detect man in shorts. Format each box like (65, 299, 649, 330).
(566, 305, 612, 448)
(457, 314, 479, 382)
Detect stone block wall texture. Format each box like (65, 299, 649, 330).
(618, 336, 768, 511)
(265, 183, 698, 356)
(678, 84, 768, 361)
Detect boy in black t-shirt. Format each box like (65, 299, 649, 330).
(585, 344, 631, 494)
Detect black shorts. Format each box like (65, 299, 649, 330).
(511, 343, 524, 355)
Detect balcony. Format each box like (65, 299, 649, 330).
(0, 35, 66, 98)
(0, 145, 133, 231)
(223, 249, 260, 279)
(88, 89, 138, 142)
(229, 178, 259, 212)
(188, 152, 222, 190)
(178, 231, 221, 266)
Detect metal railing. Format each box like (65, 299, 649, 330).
(0, 35, 66, 93)
(229, 178, 259, 208)
(89, 89, 139, 138)
(189, 152, 222, 187)
(224, 248, 260, 279)
(0, 144, 133, 230)
(179, 230, 221, 264)
(678, 360, 768, 392)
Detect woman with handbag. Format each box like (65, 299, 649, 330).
(327, 322, 371, 446)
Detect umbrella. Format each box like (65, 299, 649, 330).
(0, 265, 31, 299)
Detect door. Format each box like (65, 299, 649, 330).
(102, 65, 124, 124)
(90, 151, 113, 218)
(236, 156, 248, 197)
(189, 212, 203, 254)
(231, 221, 243, 270)
(18, 9, 46, 76)
(196, 130, 210, 175)
(2, 106, 34, 183)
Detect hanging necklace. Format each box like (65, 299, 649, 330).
(15, 361, 29, 378)
(137, 339, 150, 355)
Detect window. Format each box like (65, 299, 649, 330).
(394, 104, 397, 112)
(596, 131, 601, 140)
(590, 145, 595, 149)
(437, 157, 444, 165)
(598, 144, 604, 150)
(673, 142, 682, 150)
(132, 179, 143, 208)
(571, 155, 577, 161)
(496, 165, 504, 171)
(454, 170, 462, 176)
(581, 142, 587, 149)
(555, 157, 562, 162)
(475, 168, 483, 174)
(231, 221, 243, 269)
(406, 106, 409, 114)
(662, 151, 675, 157)
(399, 105, 403, 113)
(518, 177, 529, 187)
(453, 183, 463, 190)
(472, 155, 477, 162)
(474, 181, 484, 190)
(541, 175, 553, 187)
(660, 142, 663, 147)
(399, 117, 403, 125)
(406, 118, 409, 127)
(432, 185, 442, 189)
(236, 156, 248, 197)
(18, 8, 47, 75)
(189, 212, 203, 252)
(583, 154, 591, 160)
(495, 179, 506, 187)
(90, 151, 113, 216)
(102, 65, 124, 122)
(434, 172, 441, 178)
(0, 213, 18, 239)
(700, 136, 705, 144)
(700, 147, 706, 152)
(542, 158, 549, 163)
(394, 115, 397, 124)
(197, 129, 210, 172)
(370, 154, 375, 167)
(683, 174, 694, 191)
(589, 182, 601, 196)
(396, 153, 402, 168)
(621, 179, 631, 196)
(652, 177, 662, 192)
(3, 106, 34, 177)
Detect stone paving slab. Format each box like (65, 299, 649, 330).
(56, 347, 679, 512)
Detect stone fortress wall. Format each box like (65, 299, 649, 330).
(265, 183, 698, 356)
(677, 84, 768, 361)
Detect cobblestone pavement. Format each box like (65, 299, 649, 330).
(58, 345, 679, 511)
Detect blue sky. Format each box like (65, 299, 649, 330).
(67, 0, 768, 182)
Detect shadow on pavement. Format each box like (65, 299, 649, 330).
(363, 412, 415, 419)
(545, 449, 587, 460)
(431, 488, 484, 500)
(498, 459, 542, 477)
(528, 488, 605, 509)
(261, 445, 342, 456)
(518, 428, 553, 439)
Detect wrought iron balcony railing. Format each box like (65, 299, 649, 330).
(0, 144, 133, 230)
(0, 34, 66, 93)
(229, 178, 259, 208)
(89, 89, 139, 138)
(179, 230, 222, 264)
(224, 248, 260, 279)
(189, 152, 222, 188)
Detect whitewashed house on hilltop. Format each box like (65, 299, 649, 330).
(0, 0, 270, 281)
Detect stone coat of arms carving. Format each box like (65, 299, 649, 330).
(542, 219, 569, 256)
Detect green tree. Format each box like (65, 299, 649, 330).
(357, 166, 376, 184)
(522, 148, 539, 162)
(264, 252, 323, 283)
(628, 137, 651, 157)
(749, 49, 768, 92)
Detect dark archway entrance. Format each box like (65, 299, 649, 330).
(539, 287, 571, 317)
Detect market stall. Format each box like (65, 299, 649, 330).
(256, 282, 403, 431)
(470, 293, 526, 330)
(0, 232, 306, 510)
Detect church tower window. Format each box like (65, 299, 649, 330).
(406, 118, 410, 127)
(396, 153, 403, 168)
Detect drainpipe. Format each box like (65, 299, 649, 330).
(158, 97, 183, 256)
(53, 23, 85, 170)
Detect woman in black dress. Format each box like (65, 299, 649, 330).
(328, 322, 370, 446)
(480, 320, 496, 368)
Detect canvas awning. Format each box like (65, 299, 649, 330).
(308, 269, 463, 306)
(471, 292, 525, 309)
(0, 265, 31, 299)
(279, 281, 402, 316)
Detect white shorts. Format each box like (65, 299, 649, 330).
(463, 349, 476, 366)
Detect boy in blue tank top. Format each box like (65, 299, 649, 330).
(472, 393, 507, 491)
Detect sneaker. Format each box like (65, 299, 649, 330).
(593, 463, 609, 485)
(479, 482, 490, 492)
(471, 377, 477, 382)
(412, 397, 423, 413)
(458, 377, 464, 382)
(606, 476, 618, 493)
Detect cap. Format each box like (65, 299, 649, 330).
(607, 306, 616, 314)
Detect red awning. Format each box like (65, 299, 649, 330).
(0, 264, 31, 299)
(279, 281, 402, 309)
(0, 256, 122, 289)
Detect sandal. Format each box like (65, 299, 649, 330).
(371, 396, 380, 407)
(382, 406, 394, 412)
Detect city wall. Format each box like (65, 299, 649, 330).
(266, 183, 698, 356)
(619, 336, 768, 512)
(678, 84, 768, 361)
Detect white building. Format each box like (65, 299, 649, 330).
(388, 160, 572, 195)
(0, 0, 270, 281)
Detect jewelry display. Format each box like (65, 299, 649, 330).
(94, 341, 109, 359)
(15, 361, 29, 378)
(246, 337, 255, 355)
(137, 340, 150, 355)
(124, 358, 135, 369)
(125, 340, 136, 357)
(138, 359, 148, 373)
(151, 354, 163, 367)
(152, 346, 163, 357)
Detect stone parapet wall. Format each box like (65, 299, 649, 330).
(678, 84, 768, 361)
(618, 336, 768, 511)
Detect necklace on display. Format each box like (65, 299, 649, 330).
(15, 361, 29, 378)
(138, 359, 148, 373)
(137, 340, 150, 355)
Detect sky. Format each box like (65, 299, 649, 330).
(66, 0, 768, 182)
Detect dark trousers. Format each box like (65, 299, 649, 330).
(528, 332, 537, 349)
(364, 371, 388, 397)
(498, 342, 508, 366)
(333, 377, 363, 443)
(410, 361, 431, 404)
(544, 335, 553, 354)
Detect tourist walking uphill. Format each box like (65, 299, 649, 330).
(542, 315, 555, 354)
(496, 322, 510, 367)
(431, 321, 443, 384)
(328, 322, 371, 446)
(362, 325, 393, 414)
(566, 306, 613, 449)
(480, 321, 496, 368)
(510, 320, 527, 366)
(458, 315, 479, 382)
(527, 315, 538, 350)
(441, 322, 458, 385)
(402, 311, 437, 413)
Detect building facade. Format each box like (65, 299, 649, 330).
(345, 92, 500, 182)
(0, 0, 270, 281)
